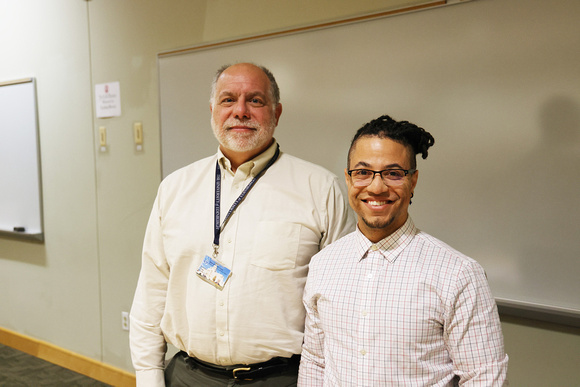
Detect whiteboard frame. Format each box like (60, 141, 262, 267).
(159, 0, 446, 58)
(0, 77, 44, 243)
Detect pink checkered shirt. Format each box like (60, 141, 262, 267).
(299, 217, 508, 386)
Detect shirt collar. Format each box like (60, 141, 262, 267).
(217, 140, 279, 178)
(354, 216, 417, 263)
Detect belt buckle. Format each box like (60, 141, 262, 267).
(232, 366, 252, 380)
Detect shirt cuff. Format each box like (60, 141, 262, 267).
(136, 368, 165, 387)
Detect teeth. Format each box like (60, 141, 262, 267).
(368, 201, 388, 206)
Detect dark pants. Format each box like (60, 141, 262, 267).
(165, 352, 299, 387)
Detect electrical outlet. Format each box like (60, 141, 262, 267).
(121, 311, 130, 331)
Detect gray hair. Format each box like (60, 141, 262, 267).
(209, 63, 280, 107)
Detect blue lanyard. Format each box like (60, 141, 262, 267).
(212, 145, 280, 258)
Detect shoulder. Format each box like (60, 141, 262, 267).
(310, 232, 357, 265)
(275, 152, 338, 180)
(161, 155, 216, 187)
(413, 229, 487, 277)
(273, 152, 343, 197)
(155, 155, 217, 204)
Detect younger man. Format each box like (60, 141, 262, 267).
(298, 115, 508, 386)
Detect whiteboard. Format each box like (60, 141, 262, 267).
(158, 0, 580, 322)
(0, 78, 44, 242)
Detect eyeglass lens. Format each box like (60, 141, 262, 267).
(351, 169, 409, 186)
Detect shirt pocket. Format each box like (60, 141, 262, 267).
(250, 221, 301, 270)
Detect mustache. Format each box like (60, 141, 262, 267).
(223, 118, 260, 130)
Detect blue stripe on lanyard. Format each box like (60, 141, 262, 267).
(212, 145, 280, 257)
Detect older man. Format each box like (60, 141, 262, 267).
(299, 115, 508, 386)
(130, 63, 353, 386)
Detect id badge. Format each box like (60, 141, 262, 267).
(196, 255, 232, 290)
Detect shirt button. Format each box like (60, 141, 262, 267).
(366, 273, 373, 279)
(220, 331, 225, 337)
(219, 300, 224, 306)
(360, 349, 367, 356)
(362, 310, 368, 316)
(370, 244, 378, 251)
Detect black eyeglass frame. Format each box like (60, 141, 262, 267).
(347, 168, 417, 185)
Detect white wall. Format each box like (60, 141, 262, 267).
(0, 0, 101, 358)
(0, 0, 579, 385)
(87, 0, 206, 368)
(0, 0, 207, 370)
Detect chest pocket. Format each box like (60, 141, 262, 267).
(251, 221, 301, 270)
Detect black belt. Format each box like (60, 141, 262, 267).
(180, 351, 300, 381)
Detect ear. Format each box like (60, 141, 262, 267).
(411, 169, 419, 191)
(344, 168, 351, 188)
(274, 103, 282, 125)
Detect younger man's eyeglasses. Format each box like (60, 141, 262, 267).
(347, 168, 416, 187)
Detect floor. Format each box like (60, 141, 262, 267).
(0, 343, 112, 386)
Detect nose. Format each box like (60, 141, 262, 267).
(366, 172, 389, 192)
(233, 99, 250, 120)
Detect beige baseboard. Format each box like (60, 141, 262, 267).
(0, 326, 136, 387)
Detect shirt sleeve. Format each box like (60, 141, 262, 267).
(445, 261, 509, 386)
(130, 192, 170, 387)
(319, 176, 355, 249)
(298, 269, 326, 387)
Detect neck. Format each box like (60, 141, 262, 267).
(358, 214, 408, 243)
(220, 140, 274, 172)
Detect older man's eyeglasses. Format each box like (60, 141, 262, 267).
(347, 168, 416, 187)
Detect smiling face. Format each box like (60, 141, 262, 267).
(345, 135, 418, 243)
(210, 63, 282, 169)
